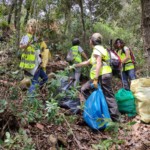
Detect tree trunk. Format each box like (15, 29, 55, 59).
(7, 0, 16, 25)
(15, 0, 23, 51)
(141, 0, 150, 73)
(24, 0, 32, 25)
(88, 0, 94, 33)
(78, 0, 86, 49)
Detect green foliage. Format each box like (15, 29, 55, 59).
(47, 69, 79, 100)
(93, 22, 134, 46)
(18, 96, 44, 123)
(0, 5, 5, 16)
(92, 139, 124, 150)
(92, 120, 137, 150)
(45, 99, 64, 124)
(9, 87, 19, 100)
(4, 129, 35, 150)
(65, 86, 79, 99)
(0, 21, 9, 30)
(66, 115, 77, 124)
(0, 99, 8, 113)
(45, 99, 59, 120)
(93, 118, 138, 150)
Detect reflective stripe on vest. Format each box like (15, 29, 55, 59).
(117, 48, 134, 71)
(71, 46, 82, 63)
(89, 46, 112, 79)
(19, 33, 36, 69)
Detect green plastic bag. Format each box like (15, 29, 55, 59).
(115, 88, 136, 117)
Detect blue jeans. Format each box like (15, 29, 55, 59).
(122, 69, 136, 90)
(29, 68, 48, 93)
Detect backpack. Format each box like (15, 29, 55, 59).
(66, 47, 79, 62)
(122, 48, 136, 65)
(66, 49, 74, 62)
(107, 49, 121, 70)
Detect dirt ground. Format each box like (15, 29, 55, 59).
(0, 51, 150, 150)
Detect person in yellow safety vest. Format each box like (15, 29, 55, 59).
(69, 38, 88, 87)
(19, 19, 48, 94)
(71, 33, 120, 122)
(114, 38, 136, 90)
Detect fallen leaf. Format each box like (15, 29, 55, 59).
(36, 123, 44, 130)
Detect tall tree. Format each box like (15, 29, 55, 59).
(24, 0, 33, 25)
(15, 0, 23, 51)
(77, 0, 86, 46)
(141, 0, 150, 71)
(7, 0, 16, 24)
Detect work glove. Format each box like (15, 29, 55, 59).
(93, 78, 98, 88)
(68, 64, 76, 70)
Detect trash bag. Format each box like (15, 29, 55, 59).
(58, 77, 74, 92)
(57, 77, 79, 114)
(41, 49, 51, 68)
(131, 78, 150, 123)
(115, 88, 136, 117)
(59, 98, 80, 114)
(83, 85, 111, 130)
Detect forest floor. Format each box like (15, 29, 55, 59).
(0, 50, 150, 150)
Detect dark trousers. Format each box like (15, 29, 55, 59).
(99, 73, 120, 122)
(29, 68, 48, 93)
(121, 69, 136, 90)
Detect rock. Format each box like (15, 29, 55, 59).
(48, 134, 57, 145)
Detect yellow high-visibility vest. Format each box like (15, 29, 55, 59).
(117, 47, 134, 71)
(71, 46, 82, 63)
(90, 45, 112, 79)
(19, 33, 36, 69)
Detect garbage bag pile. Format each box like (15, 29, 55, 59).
(131, 78, 150, 123)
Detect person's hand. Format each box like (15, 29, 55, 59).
(68, 64, 76, 70)
(93, 78, 98, 88)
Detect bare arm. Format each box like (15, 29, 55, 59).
(122, 48, 130, 64)
(94, 55, 102, 79)
(19, 43, 30, 49)
(19, 35, 34, 50)
(75, 59, 90, 67)
(81, 52, 88, 60)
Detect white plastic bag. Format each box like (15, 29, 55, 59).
(131, 78, 150, 123)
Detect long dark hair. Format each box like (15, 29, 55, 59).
(113, 38, 125, 49)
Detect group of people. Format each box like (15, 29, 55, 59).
(68, 33, 136, 122)
(19, 18, 136, 122)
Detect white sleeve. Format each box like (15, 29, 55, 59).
(93, 49, 102, 57)
(123, 46, 129, 52)
(78, 46, 84, 53)
(20, 35, 29, 45)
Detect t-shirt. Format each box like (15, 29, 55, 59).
(78, 46, 84, 53)
(92, 45, 107, 58)
(20, 35, 29, 45)
(123, 46, 129, 53)
(20, 35, 37, 46)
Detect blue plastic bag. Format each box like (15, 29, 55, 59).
(83, 85, 111, 130)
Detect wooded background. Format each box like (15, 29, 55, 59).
(0, 1, 150, 150)
(0, 0, 147, 64)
